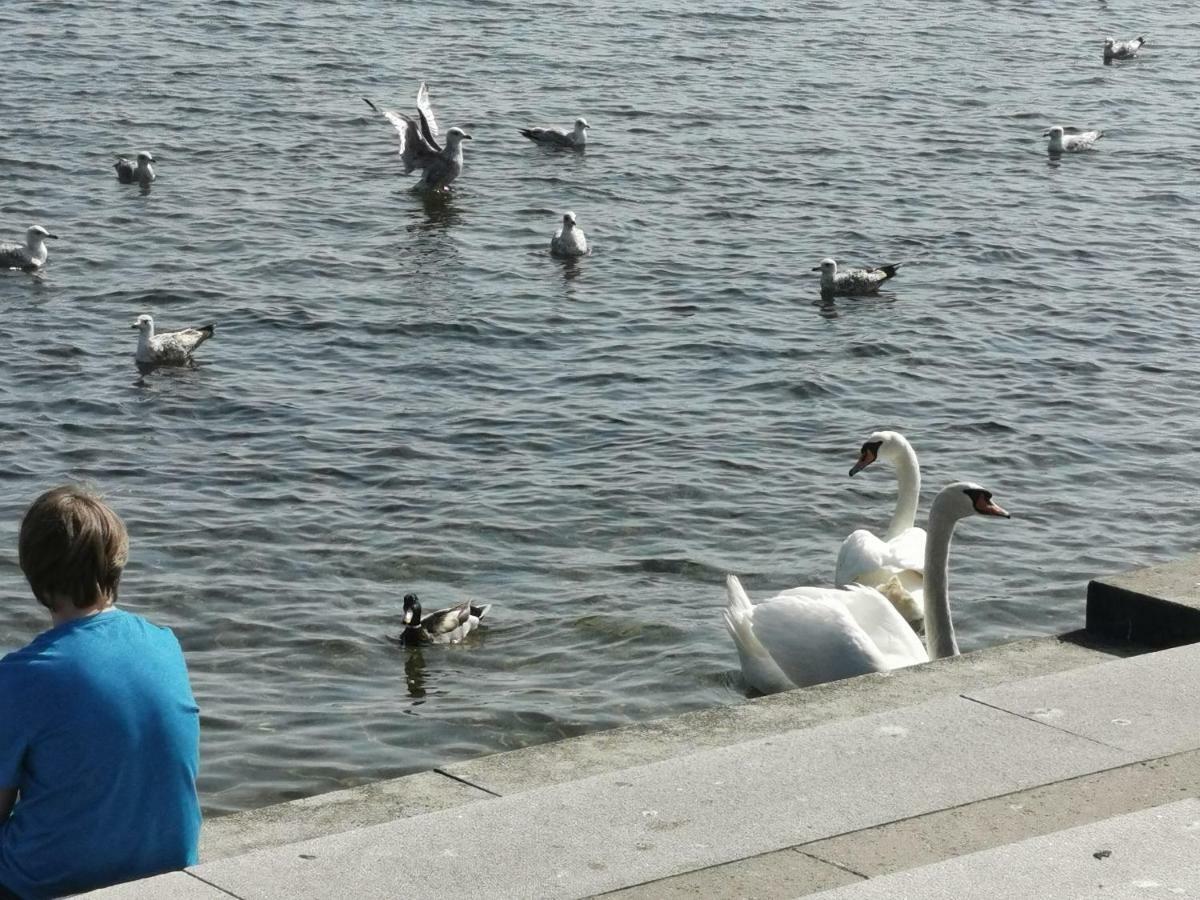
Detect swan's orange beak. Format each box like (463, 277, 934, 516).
(974, 496, 1010, 518)
(849, 448, 876, 476)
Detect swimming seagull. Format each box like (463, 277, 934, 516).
(115, 152, 155, 186)
(363, 83, 472, 192)
(550, 211, 588, 257)
(133, 314, 214, 368)
(520, 118, 590, 150)
(1104, 36, 1145, 62)
(1044, 125, 1103, 155)
(0, 225, 57, 271)
(813, 258, 900, 297)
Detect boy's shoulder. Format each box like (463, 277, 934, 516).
(1, 609, 179, 668)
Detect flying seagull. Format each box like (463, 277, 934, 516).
(813, 258, 900, 297)
(550, 211, 588, 257)
(363, 83, 471, 192)
(133, 314, 214, 369)
(0, 225, 57, 271)
(115, 152, 156, 186)
(520, 117, 590, 150)
(1044, 125, 1103, 154)
(1104, 36, 1145, 62)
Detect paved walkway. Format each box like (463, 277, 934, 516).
(85, 633, 1200, 899)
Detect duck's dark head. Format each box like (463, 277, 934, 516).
(402, 593, 422, 626)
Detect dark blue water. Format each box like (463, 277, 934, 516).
(2, 0, 1198, 814)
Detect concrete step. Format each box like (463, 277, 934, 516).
(198, 633, 1123, 863)
(803, 798, 1200, 899)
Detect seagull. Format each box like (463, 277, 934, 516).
(1104, 36, 1145, 62)
(115, 152, 155, 186)
(813, 258, 900, 297)
(363, 83, 471, 192)
(0, 225, 57, 271)
(132, 314, 214, 368)
(520, 117, 590, 150)
(550, 211, 588, 257)
(1045, 125, 1103, 155)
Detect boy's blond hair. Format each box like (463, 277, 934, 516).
(19, 486, 129, 611)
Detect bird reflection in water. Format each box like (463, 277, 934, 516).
(403, 646, 428, 700)
(414, 190, 463, 230)
(813, 297, 839, 320)
(558, 254, 583, 283)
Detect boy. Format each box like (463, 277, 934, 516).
(0, 486, 200, 898)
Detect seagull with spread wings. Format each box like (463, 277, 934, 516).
(363, 83, 472, 192)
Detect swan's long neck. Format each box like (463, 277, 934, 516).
(884, 439, 920, 540)
(922, 506, 960, 659)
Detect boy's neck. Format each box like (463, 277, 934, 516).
(50, 599, 116, 627)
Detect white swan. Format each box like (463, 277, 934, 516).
(724, 481, 1009, 694)
(835, 431, 925, 630)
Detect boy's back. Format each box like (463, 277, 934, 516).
(0, 608, 201, 897)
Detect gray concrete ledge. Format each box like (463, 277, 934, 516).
(596, 747, 1200, 899)
(200, 769, 493, 862)
(805, 798, 1200, 899)
(193, 634, 1114, 864)
(441, 635, 1114, 797)
(1088, 553, 1200, 646)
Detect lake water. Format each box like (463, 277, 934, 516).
(2, 0, 1198, 815)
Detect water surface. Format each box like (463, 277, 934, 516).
(2, 1, 1198, 814)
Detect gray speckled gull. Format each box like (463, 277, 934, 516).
(133, 314, 214, 368)
(0, 225, 56, 271)
(814, 257, 900, 297)
(1104, 35, 1145, 62)
(1044, 125, 1103, 154)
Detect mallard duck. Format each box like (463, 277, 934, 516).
(396, 593, 491, 644)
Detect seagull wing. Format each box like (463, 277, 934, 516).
(364, 97, 441, 173)
(520, 127, 573, 147)
(0, 242, 29, 270)
(415, 81, 441, 148)
(153, 325, 214, 364)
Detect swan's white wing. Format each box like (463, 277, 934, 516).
(836, 528, 925, 582)
(835, 529, 895, 585)
(724, 576, 796, 694)
(886, 527, 926, 574)
(837, 584, 928, 668)
(747, 587, 890, 688)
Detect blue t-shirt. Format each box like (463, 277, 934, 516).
(0, 609, 200, 898)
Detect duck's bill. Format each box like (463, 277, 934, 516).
(975, 497, 1010, 518)
(47, 233, 59, 239)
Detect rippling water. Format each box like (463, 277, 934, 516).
(2, 1, 1199, 815)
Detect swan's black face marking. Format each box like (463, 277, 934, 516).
(849, 441, 883, 477)
(402, 593, 422, 626)
(964, 488, 1010, 518)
